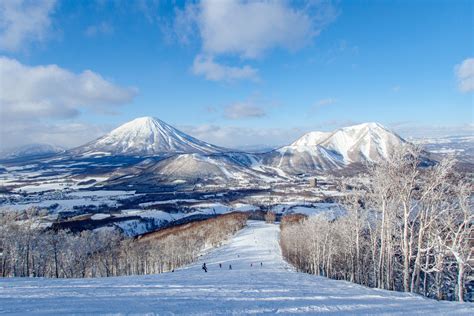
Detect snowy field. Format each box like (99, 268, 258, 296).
(1, 221, 472, 315)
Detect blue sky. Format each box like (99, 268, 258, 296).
(0, 0, 472, 149)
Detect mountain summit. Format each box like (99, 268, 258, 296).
(70, 117, 225, 156)
(266, 122, 406, 173)
(316, 122, 405, 163)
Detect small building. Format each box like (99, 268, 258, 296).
(309, 178, 317, 187)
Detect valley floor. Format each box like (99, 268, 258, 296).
(1, 221, 472, 315)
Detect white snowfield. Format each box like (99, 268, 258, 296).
(1, 221, 472, 315)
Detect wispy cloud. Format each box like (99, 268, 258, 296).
(0, 0, 56, 51)
(224, 101, 266, 120)
(180, 124, 307, 149)
(390, 121, 474, 138)
(309, 97, 337, 113)
(455, 58, 474, 93)
(392, 85, 401, 92)
(85, 22, 114, 37)
(192, 54, 258, 82)
(316, 98, 337, 107)
(0, 120, 110, 151)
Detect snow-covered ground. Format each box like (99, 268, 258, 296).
(0, 190, 138, 212)
(1, 221, 472, 315)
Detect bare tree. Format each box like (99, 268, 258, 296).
(265, 211, 276, 223)
(280, 147, 472, 302)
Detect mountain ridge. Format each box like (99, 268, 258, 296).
(13, 117, 411, 181)
(265, 122, 406, 173)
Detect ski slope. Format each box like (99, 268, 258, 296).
(1, 221, 472, 315)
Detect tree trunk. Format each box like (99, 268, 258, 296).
(458, 263, 465, 302)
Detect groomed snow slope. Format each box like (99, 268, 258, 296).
(1, 221, 472, 315)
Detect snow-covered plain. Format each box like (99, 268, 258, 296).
(1, 221, 472, 315)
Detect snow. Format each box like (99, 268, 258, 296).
(0, 190, 137, 212)
(120, 209, 181, 222)
(139, 199, 200, 207)
(113, 219, 153, 237)
(0, 143, 64, 159)
(430, 148, 459, 154)
(290, 131, 333, 148)
(0, 198, 111, 212)
(72, 116, 225, 156)
(69, 190, 136, 198)
(271, 122, 406, 173)
(287, 204, 343, 217)
(191, 202, 230, 214)
(14, 182, 68, 193)
(91, 213, 111, 220)
(317, 122, 403, 163)
(1, 221, 471, 315)
(232, 203, 260, 212)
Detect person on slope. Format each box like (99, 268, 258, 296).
(202, 263, 207, 273)
(229, 264, 232, 270)
(219, 263, 222, 268)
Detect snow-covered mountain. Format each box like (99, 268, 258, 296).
(0, 143, 65, 160)
(265, 123, 406, 173)
(69, 117, 226, 156)
(65, 119, 408, 178)
(106, 152, 283, 186)
(318, 122, 405, 163)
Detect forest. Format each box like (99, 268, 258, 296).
(0, 211, 247, 278)
(281, 146, 472, 302)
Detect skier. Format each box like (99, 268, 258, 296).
(229, 264, 232, 270)
(260, 262, 263, 267)
(219, 263, 222, 268)
(202, 263, 207, 273)
(251, 263, 253, 267)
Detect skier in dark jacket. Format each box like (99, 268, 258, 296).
(219, 263, 222, 268)
(229, 264, 232, 270)
(202, 263, 207, 272)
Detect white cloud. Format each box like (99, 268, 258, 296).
(192, 54, 258, 82)
(0, 56, 137, 120)
(0, 57, 137, 149)
(224, 101, 266, 119)
(195, 0, 337, 59)
(176, 0, 338, 81)
(85, 22, 114, 37)
(0, 120, 109, 151)
(0, 0, 56, 51)
(455, 58, 474, 92)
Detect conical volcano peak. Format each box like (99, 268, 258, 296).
(70, 117, 225, 156)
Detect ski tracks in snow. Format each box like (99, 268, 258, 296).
(1, 221, 473, 315)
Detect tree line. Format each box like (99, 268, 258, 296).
(0, 211, 247, 278)
(280, 146, 472, 302)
